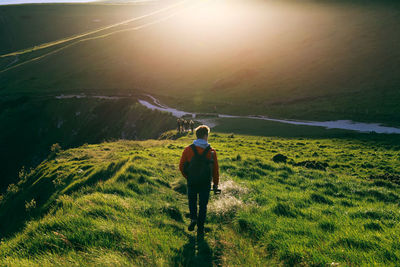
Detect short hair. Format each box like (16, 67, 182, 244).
(195, 125, 210, 139)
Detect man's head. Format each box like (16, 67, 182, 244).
(195, 125, 210, 140)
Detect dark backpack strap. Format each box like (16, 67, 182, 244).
(191, 144, 211, 158)
(190, 144, 199, 156)
(201, 145, 211, 158)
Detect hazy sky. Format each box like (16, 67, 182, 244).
(0, 0, 100, 5)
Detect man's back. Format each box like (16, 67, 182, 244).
(179, 145, 219, 187)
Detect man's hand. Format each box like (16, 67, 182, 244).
(212, 184, 221, 194)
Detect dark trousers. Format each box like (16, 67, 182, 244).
(187, 186, 210, 230)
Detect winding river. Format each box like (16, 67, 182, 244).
(138, 95, 400, 134)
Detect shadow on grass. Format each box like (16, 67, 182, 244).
(172, 236, 214, 267)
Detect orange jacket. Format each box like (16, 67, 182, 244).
(179, 145, 219, 186)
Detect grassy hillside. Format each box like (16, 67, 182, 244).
(1, 132, 400, 266)
(0, 95, 176, 192)
(0, 2, 167, 54)
(1, 0, 400, 125)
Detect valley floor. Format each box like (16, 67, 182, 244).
(1, 132, 400, 266)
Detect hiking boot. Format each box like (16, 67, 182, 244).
(188, 220, 197, 231)
(197, 227, 205, 241)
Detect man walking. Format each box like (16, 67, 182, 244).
(184, 119, 189, 132)
(179, 125, 219, 239)
(189, 120, 194, 133)
(177, 118, 182, 133)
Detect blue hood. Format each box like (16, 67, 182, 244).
(193, 139, 209, 149)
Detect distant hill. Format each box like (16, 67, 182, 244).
(0, 0, 399, 125)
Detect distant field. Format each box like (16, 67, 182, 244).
(0, 2, 161, 54)
(1, 0, 399, 125)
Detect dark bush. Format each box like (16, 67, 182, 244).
(272, 154, 287, 163)
(364, 222, 383, 231)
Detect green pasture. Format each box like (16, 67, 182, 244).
(1, 132, 399, 265)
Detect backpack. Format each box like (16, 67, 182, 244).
(185, 144, 214, 188)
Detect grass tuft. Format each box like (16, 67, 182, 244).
(272, 203, 298, 218)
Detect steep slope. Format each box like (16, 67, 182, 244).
(1, 132, 400, 266)
(0, 95, 176, 192)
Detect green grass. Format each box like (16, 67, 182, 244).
(1, 132, 400, 266)
(212, 117, 379, 138)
